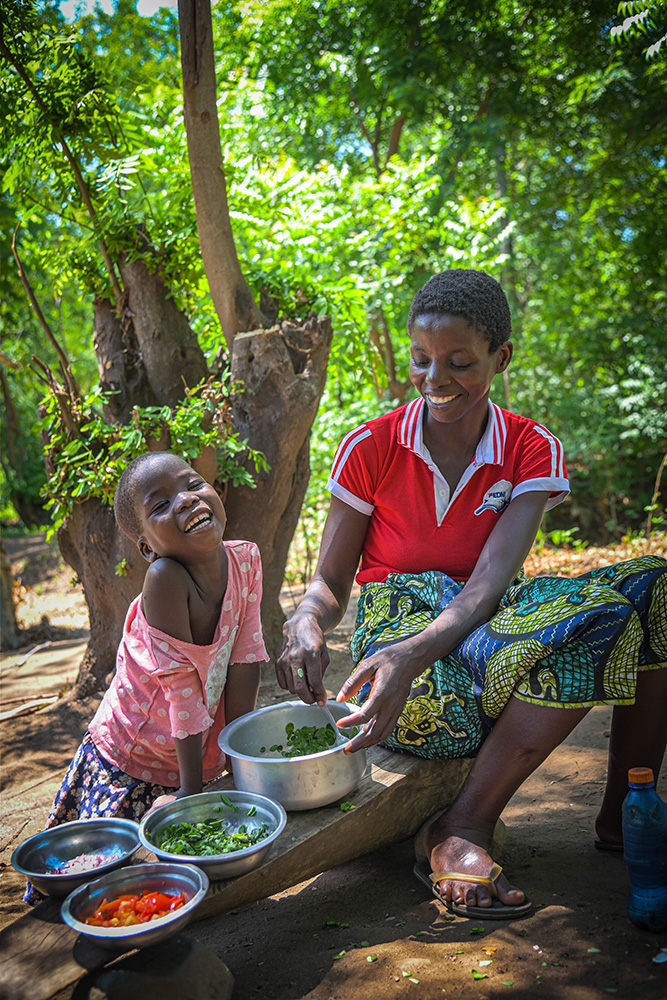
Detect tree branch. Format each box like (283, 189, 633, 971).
(177, 0, 266, 345)
(12, 228, 79, 400)
(0, 28, 124, 306)
(385, 113, 407, 167)
(350, 92, 381, 179)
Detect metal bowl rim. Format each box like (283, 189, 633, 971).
(61, 862, 209, 938)
(10, 817, 141, 879)
(218, 700, 359, 762)
(137, 789, 287, 864)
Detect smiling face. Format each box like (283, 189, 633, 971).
(133, 454, 226, 564)
(409, 313, 512, 429)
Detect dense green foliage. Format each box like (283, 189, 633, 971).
(39, 379, 267, 540)
(1, 0, 665, 559)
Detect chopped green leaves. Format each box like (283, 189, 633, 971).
(260, 720, 359, 758)
(159, 814, 269, 856)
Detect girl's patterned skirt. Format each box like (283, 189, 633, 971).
(24, 731, 175, 904)
(350, 556, 667, 760)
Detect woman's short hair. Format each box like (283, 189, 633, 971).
(407, 268, 512, 351)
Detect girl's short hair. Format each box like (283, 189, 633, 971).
(114, 452, 188, 541)
(407, 268, 512, 351)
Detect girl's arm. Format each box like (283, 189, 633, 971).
(338, 489, 551, 753)
(276, 496, 370, 705)
(224, 662, 262, 723)
(147, 733, 203, 813)
(173, 732, 203, 797)
(142, 560, 202, 805)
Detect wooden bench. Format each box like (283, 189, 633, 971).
(0, 747, 472, 1000)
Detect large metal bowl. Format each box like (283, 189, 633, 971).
(11, 818, 141, 898)
(61, 862, 208, 951)
(138, 789, 287, 879)
(218, 700, 367, 811)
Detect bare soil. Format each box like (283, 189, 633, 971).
(2, 534, 667, 1000)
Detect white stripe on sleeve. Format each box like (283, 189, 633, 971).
(532, 425, 565, 478)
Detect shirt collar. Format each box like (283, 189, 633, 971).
(397, 397, 507, 467)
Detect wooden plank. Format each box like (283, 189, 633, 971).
(199, 747, 471, 917)
(0, 748, 472, 1000)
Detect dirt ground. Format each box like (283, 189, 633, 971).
(2, 534, 667, 1000)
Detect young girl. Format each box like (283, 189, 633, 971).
(277, 268, 667, 920)
(26, 451, 267, 901)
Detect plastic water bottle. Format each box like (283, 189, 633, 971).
(622, 767, 667, 932)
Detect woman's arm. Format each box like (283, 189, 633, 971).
(275, 496, 370, 705)
(338, 490, 551, 752)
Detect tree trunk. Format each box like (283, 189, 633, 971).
(119, 258, 208, 405)
(93, 297, 160, 423)
(177, 0, 266, 341)
(0, 537, 19, 651)
(60, 257, 208, 696)
(38, 1, 334, 696)
(58, 500, 146, 696)
(225, 314, 333, 656)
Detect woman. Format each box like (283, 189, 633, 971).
(276, 268, 667, 919)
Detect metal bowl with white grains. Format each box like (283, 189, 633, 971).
(11, 817, 141, 898)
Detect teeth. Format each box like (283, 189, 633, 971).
(428, 394, 457, 404)
(185, 513, 211, 533)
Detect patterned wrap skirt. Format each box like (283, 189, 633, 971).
(349, 556, 667, 760)
(24, 731, 176, 904)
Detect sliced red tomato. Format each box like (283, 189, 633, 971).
(84, 889, 186, 927)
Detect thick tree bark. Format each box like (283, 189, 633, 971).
(61, 259, 208, 696)
(93, 297, 160, 423)
(58, 500, 146, 696)
(0, 537, 19, 651)
(225, 314, 333, 656)
(119, 258, 208, 406)
(177, 0, 266, 342)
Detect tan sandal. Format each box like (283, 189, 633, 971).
(413, 858, 532, 920)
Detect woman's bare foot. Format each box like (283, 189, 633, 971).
(421, 812, 526, 909)
(594, 810, 623, 849)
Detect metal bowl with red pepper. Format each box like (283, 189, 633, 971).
(61, 862, 208, 950)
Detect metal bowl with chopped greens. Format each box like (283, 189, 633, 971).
(218, 701, 368, 810)
(138, 790, 287, 880)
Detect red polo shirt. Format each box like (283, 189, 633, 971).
(327, 399, 569, 584)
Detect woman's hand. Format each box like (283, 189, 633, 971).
(274, 497, 369, 705)
(276, 613, 330, 705)
(336, 642, 422, 754)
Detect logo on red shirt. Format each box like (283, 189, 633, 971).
(474, 479, 513, 515)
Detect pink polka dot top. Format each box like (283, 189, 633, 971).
(89, 541, 268, 787)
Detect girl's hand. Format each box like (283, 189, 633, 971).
(336, 644, 420, 754)
(144, 792, 179, 817)
(275, 614, 330, 705)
